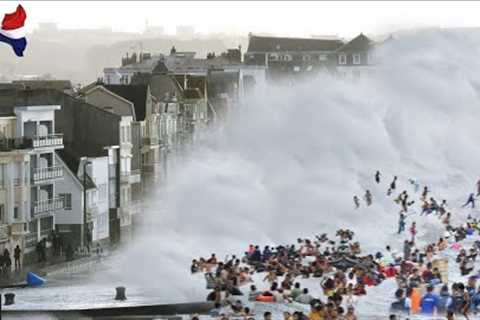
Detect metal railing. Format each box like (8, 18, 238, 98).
(32, 197, 64, 216)
(32, 166, 63, 183)
(0, 137, 33, 151)
(32, 133, 63, 148)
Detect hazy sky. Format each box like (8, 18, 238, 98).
(10, 1, 480, 38)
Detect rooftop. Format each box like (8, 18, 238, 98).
(247, 34, 344, 53)
(103, 84, 149, 121)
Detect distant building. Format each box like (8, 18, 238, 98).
(244, 33, 343, 82)
(144, 26, 165, 37)
(335, 33, 376, 78)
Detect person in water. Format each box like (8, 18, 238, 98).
(375, 171, 381, 184)
(353, 196, 360, 209)
(398, 213, 406, 234)
(390, 176, 398, 191)
(364, 190, 372, 206)
(462, 193, 476, 209)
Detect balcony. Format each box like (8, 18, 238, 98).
(0, 137, 33, 152)
(32, 134, 63, 149)
(32, 197, 64, 216)
(32, 166, 63, 184)
(0, 224, 9, 242)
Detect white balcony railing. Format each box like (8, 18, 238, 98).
(32, 197, 64, 216)
(32, 134, 63, 148)
(32, 166, 63, 183)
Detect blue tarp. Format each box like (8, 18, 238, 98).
(26, 272, 45, 286)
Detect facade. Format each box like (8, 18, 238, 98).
(79, 85, 142, 230)
(335, 33, 376, 78)
(0, 88, 136, 245)
(55, 152, 110, 249)
(244, 33, 343, 82)
(0, 104, 65, 265)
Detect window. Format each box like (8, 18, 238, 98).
(13, 206, 19, 219)
(13, 162, 21, 186)
(353, 54, 361, 65)
(0, 204, 5, 224)
(318, 54, 327, 61)
(281, 54, 292, 61)
(302, 55, 311, 61)
(120, 127, 125, 143)
(60, 193, 72, 210)
(293, 66, 300, 72)
(268, 53, 278, 61)
(0, 164, 4, 189)
(338, 54, 347, 65)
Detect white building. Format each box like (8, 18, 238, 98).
(0, 105, 65, 264)
(55, 154, 110, 249)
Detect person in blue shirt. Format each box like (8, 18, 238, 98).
(421, 285, 440, 315)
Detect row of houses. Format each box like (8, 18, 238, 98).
(0, 68, 211, 265)
(244, 33, 381, 80)
(0, 32, 383, 266)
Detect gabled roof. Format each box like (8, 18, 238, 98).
(83, 85, 136, 119)
(247, 35, 343, 53)
(104, 84, 148, 121)
(11, 80, 73, 91)
(56, 150, 96, 190)
(336, 33, 374, 53)
(152, 61, 169, 74)
(150, 74, 184, 101)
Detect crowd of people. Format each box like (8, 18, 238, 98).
(191, 172, 480, 319)
(194, 229, 377, 319)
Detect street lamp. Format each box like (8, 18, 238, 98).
(81, 160, 92, 253)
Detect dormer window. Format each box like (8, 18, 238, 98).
(338, 53, 347, 65)
(303, 55, 311, 61)
(281, 54, 292, 61)
(353, 54, 361, 65)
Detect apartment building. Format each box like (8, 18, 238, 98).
(0, 104, 64, 264)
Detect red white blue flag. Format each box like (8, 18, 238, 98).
(0, 5, 27, 57)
